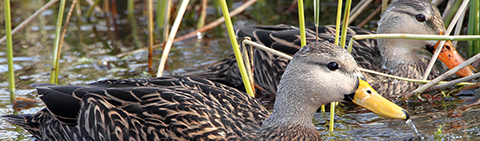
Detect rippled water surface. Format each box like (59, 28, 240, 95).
(1, 1, 480, 140)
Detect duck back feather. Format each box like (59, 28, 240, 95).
(4, 76, 270, 140)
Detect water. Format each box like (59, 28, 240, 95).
(406, 119, 421, 139)
(0, 37, 234, 141)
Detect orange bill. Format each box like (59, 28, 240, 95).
(434, 40, 476, 77)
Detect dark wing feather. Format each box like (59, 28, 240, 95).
(3, 76, 270, 140)
(36, 85, 85, 125)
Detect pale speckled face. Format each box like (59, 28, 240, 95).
(272, 41, 409, 122)
(377, 0, 444, 52)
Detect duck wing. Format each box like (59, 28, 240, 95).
(3, 76, 270, 140)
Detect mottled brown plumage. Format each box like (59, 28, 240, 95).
(4, 77, 270, 140)
(3, 42, 408, 140)
(185, 0, 472, 99)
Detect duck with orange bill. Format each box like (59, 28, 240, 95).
(185, 0, 475, 99)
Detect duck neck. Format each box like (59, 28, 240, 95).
(260, 85, 320, 132)
(378, 39, 425, 71)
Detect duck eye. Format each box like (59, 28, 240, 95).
(416, 14, 426, 22)
(327, 62, 339, 70)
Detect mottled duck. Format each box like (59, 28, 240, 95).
(3, 42, 408, 140)
(185, 0, 474, 99)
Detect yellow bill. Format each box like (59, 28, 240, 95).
(352, 78, 409, 120)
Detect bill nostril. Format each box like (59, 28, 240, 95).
(445, 46, 451, 50)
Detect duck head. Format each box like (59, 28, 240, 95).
(265, 42, 408, 128)
(377, 0, 474, 77)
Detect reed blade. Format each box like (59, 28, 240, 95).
(49, 0, 67, 84)
(469, 0, 480, 57)
(4, 0, 15, 103)
(218, 0, 255, 97)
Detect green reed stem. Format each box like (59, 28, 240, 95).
(55, 0, 76, 86)
(329, 101, 335, 134)
(340, 0, 352, 48)
(4, 0, 15, 103)
(218, 0, 254, 97)
(468, 0, 480, 57)
(298, 0, 306, 47)
(443, 0, 462, 27)
(49, 0, 67, 84)
(334, 0, 343, 45)
(128, 0, 142, 48)
(156, 0, 167, 33)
